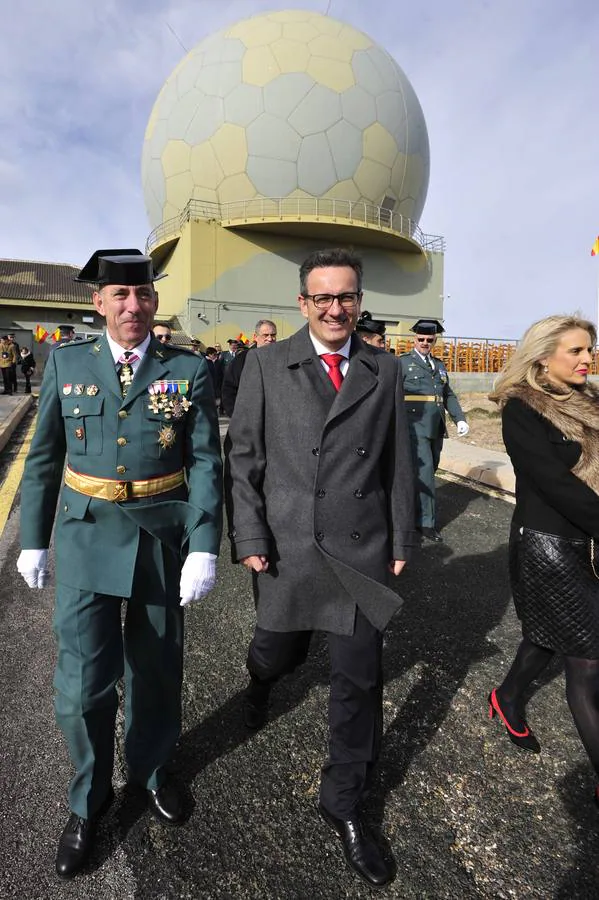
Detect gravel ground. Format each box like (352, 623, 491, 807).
(1, 479, 599, 899)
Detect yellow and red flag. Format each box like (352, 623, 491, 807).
(592, 237, 599, 256)
(34, 324, 48, 343)
(237, 332, 249, 345)
(51, 328, 61, 342)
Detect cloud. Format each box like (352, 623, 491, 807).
(1, 0, 598, 336)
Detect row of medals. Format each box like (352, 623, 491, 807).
(62, 379, 190, 450)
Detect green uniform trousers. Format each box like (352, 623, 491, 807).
(52, 530, 183, 818)
(409, 430, 443, 528)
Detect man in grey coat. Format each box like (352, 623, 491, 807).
(225, 248, 417, 889)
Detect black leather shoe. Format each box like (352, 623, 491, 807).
(318, 804, 394, 889)
(55, 789, 114, 879)
(147, 778, 185, 825)
(242, 680, 271, 730)
(420, 527, 443, 542)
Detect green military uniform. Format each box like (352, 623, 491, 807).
(399, 348, 465, 529)
(20, 331, 222, 818)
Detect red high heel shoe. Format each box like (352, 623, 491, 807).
(488, 688, 541, 753)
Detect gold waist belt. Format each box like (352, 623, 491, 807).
(64, 466, 185, 502)
(404, 394, 438, 402)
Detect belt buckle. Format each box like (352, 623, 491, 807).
(112, 481, 130, 502)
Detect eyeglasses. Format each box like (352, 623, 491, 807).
(303, 292, 361, 310)
(415, 337, 435, 344)
(156, 334, 172, 342)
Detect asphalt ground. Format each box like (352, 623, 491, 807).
(1, 418, 599, 898)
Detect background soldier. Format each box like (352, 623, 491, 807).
(355, 310, 386, 348)
(17, 249, 222, 878)
(399, 318, 469, 542)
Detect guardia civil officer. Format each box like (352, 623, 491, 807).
(399, 319, 469, 542)
(355, 310, 386, 349)
(17, 250, 222, 878)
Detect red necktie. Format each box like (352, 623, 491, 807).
(320, 353, 344, 391)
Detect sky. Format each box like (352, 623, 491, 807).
(1, 0, 598, 338)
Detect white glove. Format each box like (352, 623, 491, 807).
(17, 549, 50, 589)
(179, 552, 217, 606)
(456, 420, 470, 437)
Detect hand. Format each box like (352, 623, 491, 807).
(388, 560, 407, 576)
(179, 552, 217, 606)
(456, 420, 470, 437)
(17, 549, 50, 589)
(240, 555, 269, 573)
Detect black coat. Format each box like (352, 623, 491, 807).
(20, 352, 35, 375)
(221, 348, 250, 416)
(225, 326, 417, 635)
(503, 397, 599, 539)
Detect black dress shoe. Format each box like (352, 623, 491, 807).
(147, 778, 185, 825)
(318, 804, 394, 889)
(55, 789, 114, 879)
(420, 527, 443, 542)
(242, 680, 271, 730)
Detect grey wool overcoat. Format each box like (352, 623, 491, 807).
(224, 325, 418, 635)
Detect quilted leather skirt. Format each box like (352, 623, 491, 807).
(509, 524, 599, 658)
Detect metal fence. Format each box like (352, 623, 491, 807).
(145, 197, 445, 254)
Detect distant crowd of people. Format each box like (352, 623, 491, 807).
(0, 332, 36, 395)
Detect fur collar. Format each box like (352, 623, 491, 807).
(507, 382, 599, 493)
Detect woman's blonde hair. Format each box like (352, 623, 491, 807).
(490, 314, 597, 405)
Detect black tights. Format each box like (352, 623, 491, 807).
(498, 636, 599, 777)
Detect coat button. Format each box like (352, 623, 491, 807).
(312, 447, 320, 456)
(64, 505, 68, 512)
(315, 531, 324, 542)
(117, 437, 127, 446)
(116, 465, 126, 475)
(73, 407, 80, 415)
(355, 447, 367, 457)
(351, 531, 361, 540)
(316, 488, 326, 498)
(354, 489, 364, 498)
(118, 410, 128, 419)
(228, 529, 236, 538)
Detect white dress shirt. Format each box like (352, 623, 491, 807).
(105, 330, 151, 376)
(414, 349, 435, 372)
(309, 333, 352, 378)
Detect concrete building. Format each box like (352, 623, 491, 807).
(142, 9, 444, 345)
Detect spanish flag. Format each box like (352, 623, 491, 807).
(51, 328, 61, 342)
(237, 332, 249, 345)
(34, 324, 48, 343)
(592, 237, 599, 257)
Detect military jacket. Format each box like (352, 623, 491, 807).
(20, 334, 222, 597)
(399, 349, 465, 440)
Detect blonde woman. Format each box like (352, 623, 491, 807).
(488, 315, 599, 800)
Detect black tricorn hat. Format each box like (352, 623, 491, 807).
(410, 318, 444, 335)
(75, 248, 166, 285)
(356, 310, 386, 336)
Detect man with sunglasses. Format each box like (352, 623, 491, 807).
(153, 323, 172, 343)
(400, 319, 468, 542)
(225, 247, 416, 889)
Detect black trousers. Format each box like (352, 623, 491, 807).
(1, 367, 12, 394)
(247, 609, 383, 818)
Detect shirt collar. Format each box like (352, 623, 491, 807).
(414, 348, 433, 364)
(309, 332, 352, 359)
(105, 330, 151, 364)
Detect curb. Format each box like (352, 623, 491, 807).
(0, 396, 34, 454)
(439, 451, 515, 495)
